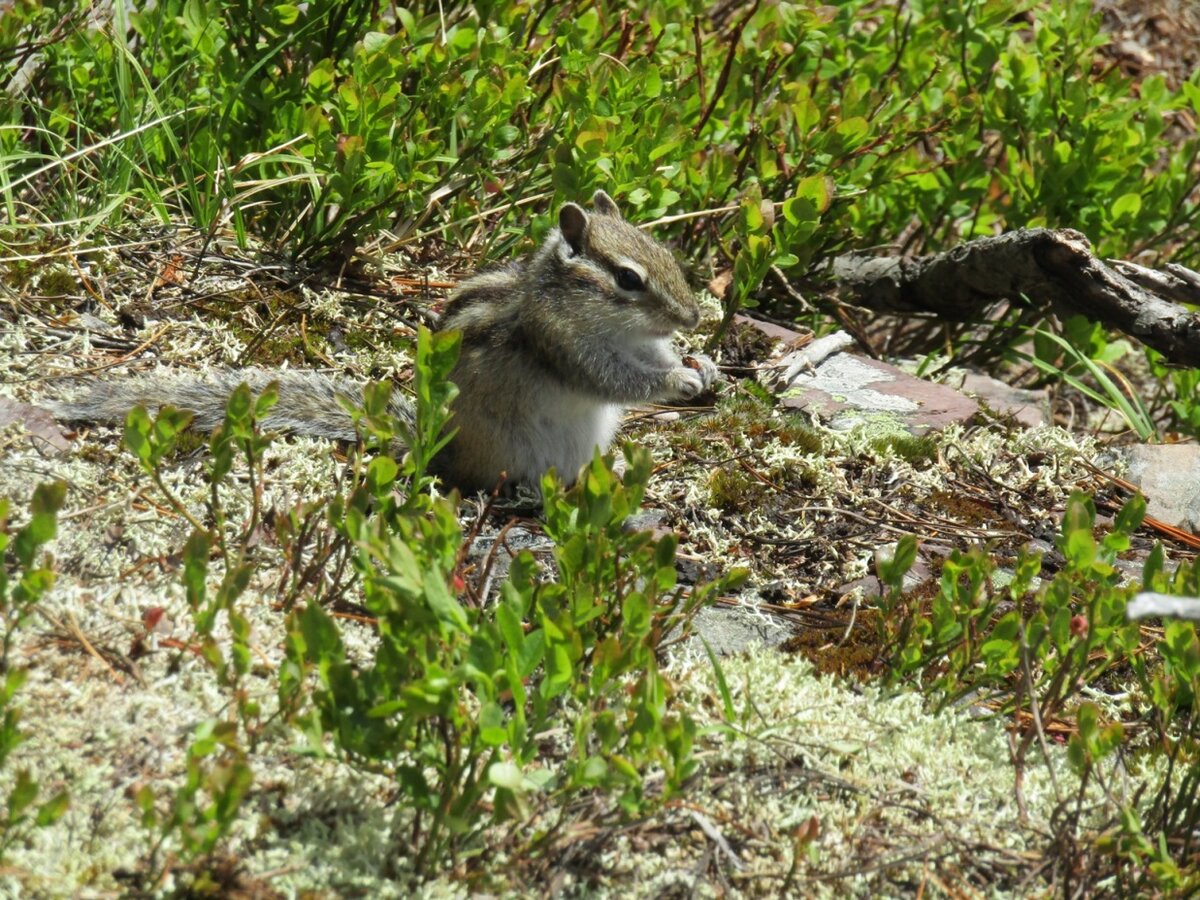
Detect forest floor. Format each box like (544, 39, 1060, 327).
(0, 1, 1198, 895)
(1, 225, 1196, 896)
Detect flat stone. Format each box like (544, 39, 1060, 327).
(780, 354, 980, 435)
(950, 372, 1049, 428)
(734, 317, 981, 435)
(684, 603, 794, 656)
(622, 509, 669, 533)
(1119, 443, 1200, 533)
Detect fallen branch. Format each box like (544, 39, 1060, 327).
(826, 228, 1200, 368)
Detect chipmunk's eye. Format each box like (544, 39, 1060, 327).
(615, 267, 645, 291)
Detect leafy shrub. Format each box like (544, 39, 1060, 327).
(275, 327, 746, 874)
(5, 1, 1196, 259)
(122, 380, 282, 881)
(0, 483, 71, 859)
(876, 492, 1200, 892)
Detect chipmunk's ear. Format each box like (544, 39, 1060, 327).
(559, 202, 588, 253)
(592, 190, 621, 218)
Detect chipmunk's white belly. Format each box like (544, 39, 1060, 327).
(514, 392, 622, 485)
(446, 379, 624, 491)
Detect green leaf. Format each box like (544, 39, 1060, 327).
(7, 770, 37, 819)
(487, 761, 523, 790)
(541, 643, 573, 699)
(794, 174, 833, 213)
(29, 481, 67, 518)
(423, 571, 470, 632)
(1067, 734, 1087, 773)
(621, 591, 650, 637)
(182, 529, 210, 611)
(35, 790, 69, 827)
(581, 756, 607, 782)
(1143, 542, 1165, 589)
(366, 456, 399, 493)
(642, 66, 662, 99)
(1111, 192, 1142, 221)
(1113, 493, 1147, 535)
(135, 784, 157, 828)
(479, 702, 507, 746)
(395, 6, 417, 36)
(367, 698, 407, 718)
(740, 192, 765, 234)
(496, 596, 526, 654)
(877, 535, 918, 589)
(702, 639, 735, 722)
(123, 407, 153, 466)
(833, 116, 870, 149)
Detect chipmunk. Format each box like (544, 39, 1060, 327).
(52, 190, 719, 492)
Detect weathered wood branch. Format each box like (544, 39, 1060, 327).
(827, 228, 1200, 368)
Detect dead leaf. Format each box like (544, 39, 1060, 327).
(153, 253, 186, 289)
(142, 607, 174, 636)
(0, 397, 72, 454)
(708, 269, 733, 300)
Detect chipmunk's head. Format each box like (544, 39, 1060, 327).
(550, 190, 700, 336)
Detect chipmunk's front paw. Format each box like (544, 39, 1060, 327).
(683, 353, 720, 391)
(665, 366, 706, 401)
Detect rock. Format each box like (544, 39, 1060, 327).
(1119, 443, 1200, 533)
(949, 372, 1049, 428)
(684, 603, 794, 656)
(622, 509, 669, 534)
(464, 526, 554, 585)
(736, 317, 981, 435)
(780, 354, 980, 434)
(1128, 593, 1200, 621)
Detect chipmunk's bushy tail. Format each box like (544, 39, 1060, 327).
(51, 369, 413, 441)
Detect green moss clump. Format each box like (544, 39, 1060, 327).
(868, 432, 938, 465)
(36, 267, 78, 298)
(211, 288, 322, 366)
(708, 466, 769, 513)
(772, 458, 818, 493)
(697, 393, 826, 455)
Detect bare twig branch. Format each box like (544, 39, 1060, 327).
(824, 228, 1200, 368)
